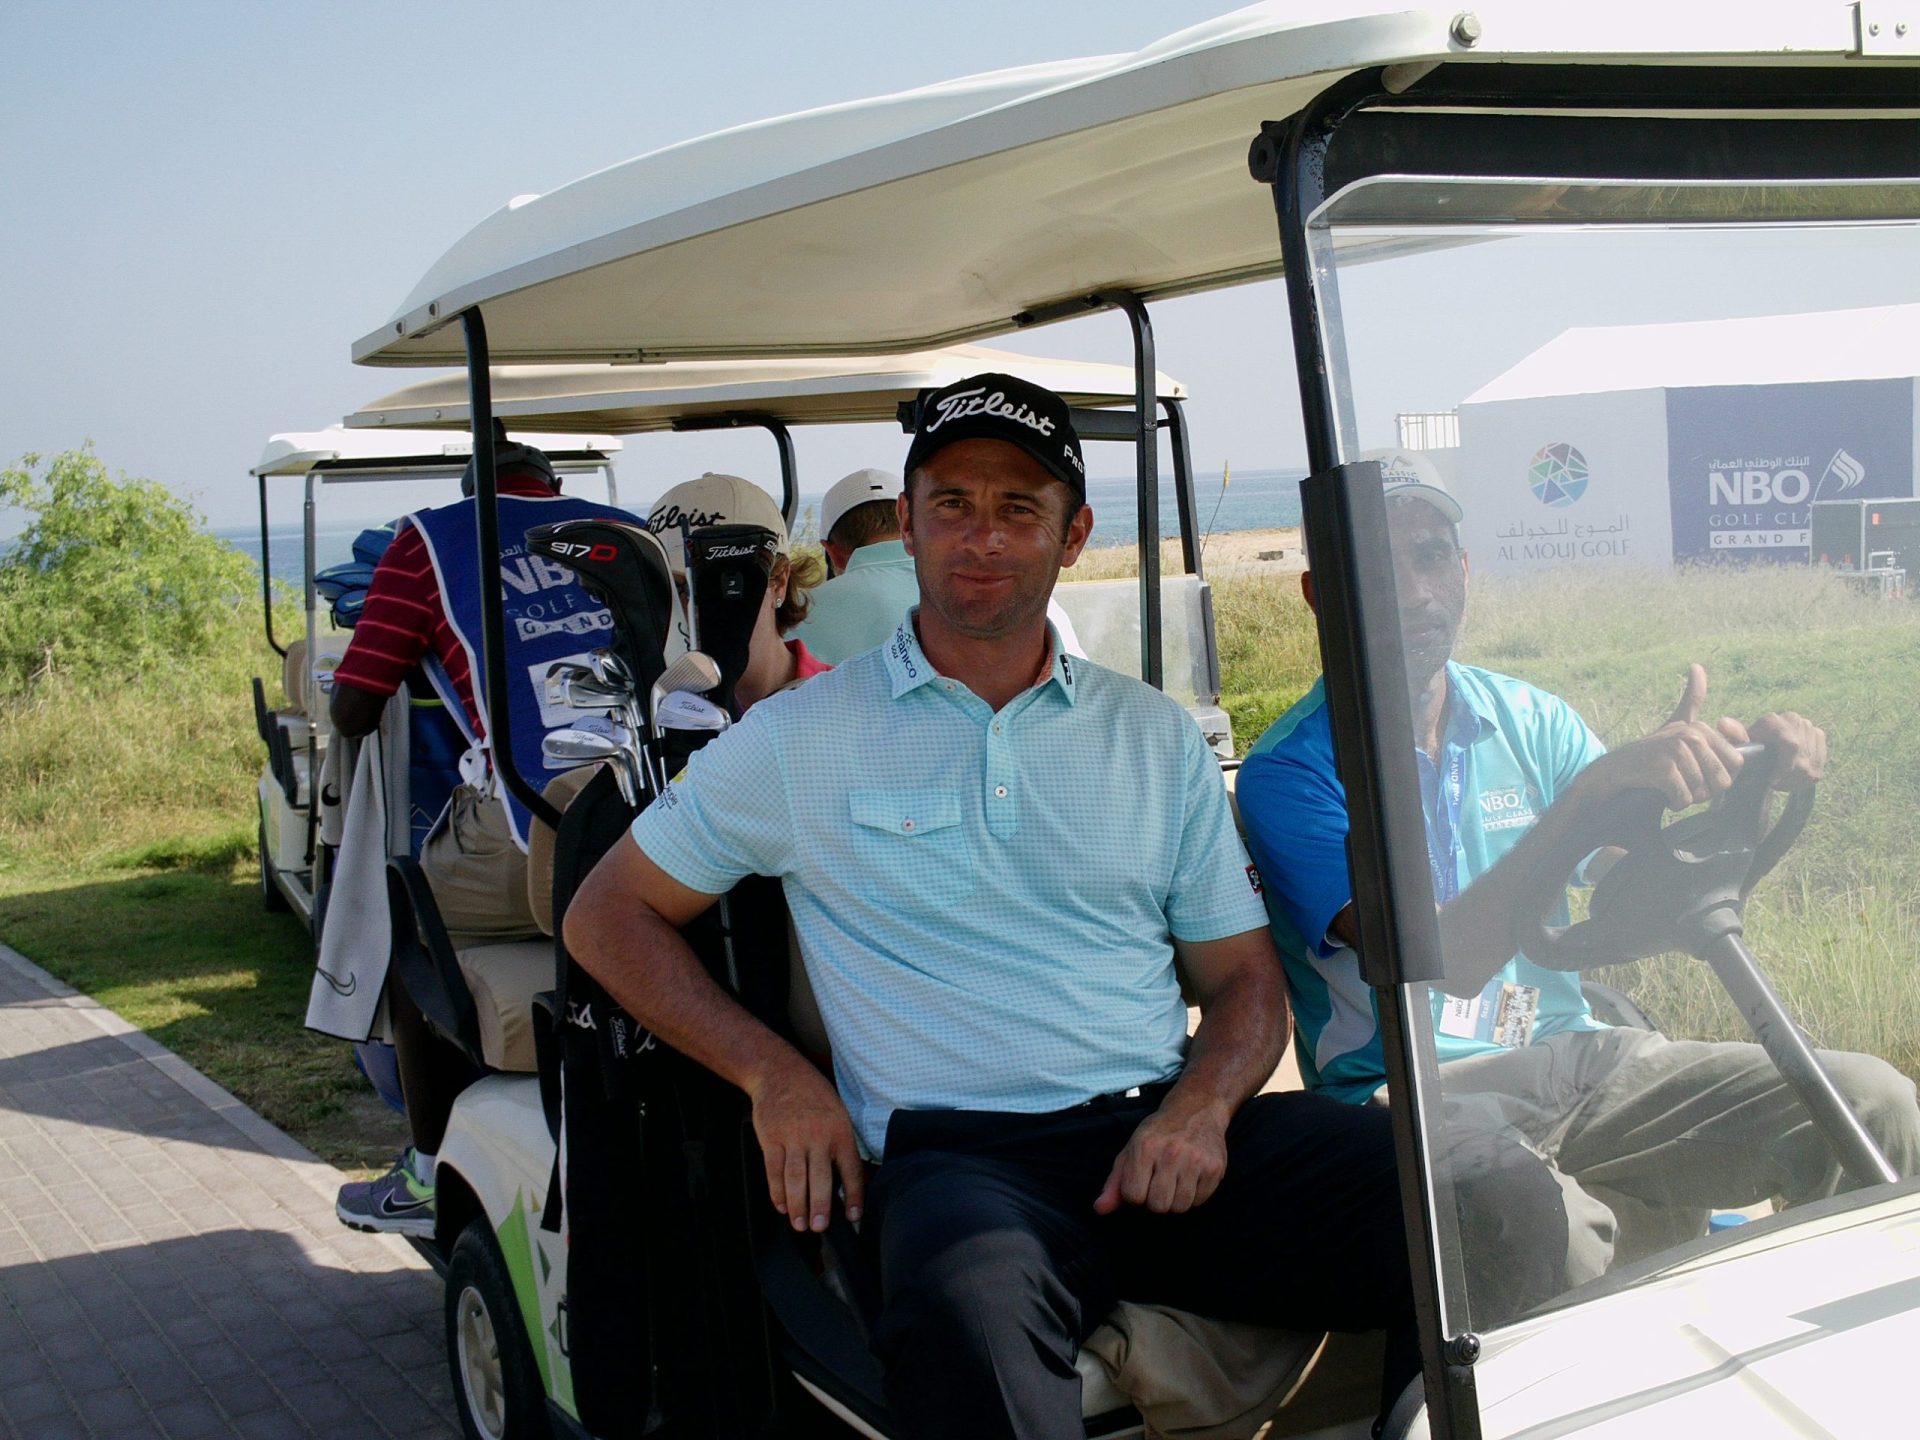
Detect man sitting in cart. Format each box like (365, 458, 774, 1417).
(328, 436, 645, 1235)
(566, 373, 1419, 1439)
(1236, 449, 1920, 1316)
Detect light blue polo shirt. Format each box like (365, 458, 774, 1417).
(631, 614, 1267, 1156)
(789, 539, 920, 664)
(1237, 663, 1610, 1103)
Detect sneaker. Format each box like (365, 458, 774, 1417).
(336, 1150, 436, 1238)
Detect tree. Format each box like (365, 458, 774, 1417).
(0, 446, 255, 690)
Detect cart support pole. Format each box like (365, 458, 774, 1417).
(462, 308, 561, 834)
(1095, 289, 1162, 691)
(258, 474, 285, 658)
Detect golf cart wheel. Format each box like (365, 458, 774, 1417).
(446, 1220, 550, 1440)
(258, 819, 288, 913)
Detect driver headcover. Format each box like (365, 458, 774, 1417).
(685, 523, 780, 713)
(524, 519, 676, 702)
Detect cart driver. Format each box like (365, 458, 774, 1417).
(1236, 449, 1920, 1318)
(566, 373, 1419, 1439)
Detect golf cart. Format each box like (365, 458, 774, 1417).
(340, 346, 1252, 1436)
(248, 427, 621, 933)
(350, 3, 1920, 1437)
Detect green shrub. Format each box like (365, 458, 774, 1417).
(0, 446, 257, 691)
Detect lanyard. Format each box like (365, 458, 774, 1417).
(1424, 744, 1465, 907)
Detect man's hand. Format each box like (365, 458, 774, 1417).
(747, 1051, 866, 1233)
(1093, 1098, 1231, 1216)
(1728, 708, 1827, 792)
(1576, 664, 1749, 812)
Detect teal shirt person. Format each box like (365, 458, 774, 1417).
(1236, 662, 1611, 1103)
(790, 538, 919, 664)
(630, 614, 1267, 1156)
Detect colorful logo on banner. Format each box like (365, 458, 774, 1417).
(1667, 380, 1914, 562)
(1528, 443, 1590, 508)
(1493, 440, 1634, 566)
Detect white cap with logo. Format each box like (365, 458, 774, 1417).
(645, 472, 789, 575)
(819, 467, 900, 544)
(1359, 447, 1461, 525)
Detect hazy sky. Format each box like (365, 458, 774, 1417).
(2, 0, 1290, 532)
(9, 3, 1917, 538)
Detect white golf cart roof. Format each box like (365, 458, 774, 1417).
(353, 0, 1883, 368)
(251, 425, 620, 479)
(342, 345, 1184, 433)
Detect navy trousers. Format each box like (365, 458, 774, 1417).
(868, 1089, 1417, 1440)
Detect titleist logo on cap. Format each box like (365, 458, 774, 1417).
(923, 386, 1057, 439)
(647, 504, 729, 532)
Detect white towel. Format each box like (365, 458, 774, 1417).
(305, 697, 411, 1041)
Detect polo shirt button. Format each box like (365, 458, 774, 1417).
(902, 819, 915, 831)
(994, 785, 1008, 798)
(992, 722, 1002, 734)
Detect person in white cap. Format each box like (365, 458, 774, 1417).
(1237, 446, 1919, 1322)
(793, 466, 1085, 664)
(788, 468, 914, 664)
(646, 473, 830, 709)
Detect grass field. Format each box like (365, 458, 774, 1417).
(0, 555, 1914, 1170)
(0, 629, 408, 1172)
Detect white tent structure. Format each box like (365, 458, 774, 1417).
(1455, 303, 1920, 574)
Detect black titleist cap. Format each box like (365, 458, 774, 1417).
(904, 372, 1086, 499)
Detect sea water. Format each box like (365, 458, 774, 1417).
(214, 467, 1306, 585)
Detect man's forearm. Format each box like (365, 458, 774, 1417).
(563, 892, 809, 1102)
(1163, 963, 1289, 1125)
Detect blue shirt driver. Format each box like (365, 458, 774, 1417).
(1238, 662, 1610, 1103)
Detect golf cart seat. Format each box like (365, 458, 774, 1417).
(383, 765, 614, 1075)
(385, 855, 549, 1074)
(252, 638, 344, 809)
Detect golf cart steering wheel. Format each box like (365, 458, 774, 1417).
(1516, 743, 1814, 973)
(1511, 741, 1896, 1190)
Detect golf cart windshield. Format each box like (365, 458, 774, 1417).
(1303, 171, 1920, 1394)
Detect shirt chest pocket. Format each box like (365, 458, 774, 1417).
(847, 789, 977, 909)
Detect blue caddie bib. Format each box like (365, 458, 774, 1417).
(406, 493, 642, 848)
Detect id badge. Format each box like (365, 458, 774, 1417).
(1437, 993, 1482, 1039)
(1492, 983, 1540, 1048)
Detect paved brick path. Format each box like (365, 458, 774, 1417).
(0, 942, 459, 1439)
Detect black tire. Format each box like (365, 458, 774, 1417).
(258, 818, 289, 913)
(445, 1220, 551, 1440)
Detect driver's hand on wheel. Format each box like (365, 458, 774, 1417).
(1721, 709, 1827, 792)
(1580, 663, 1748, 812)
(748, 1051, 866, 1233)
